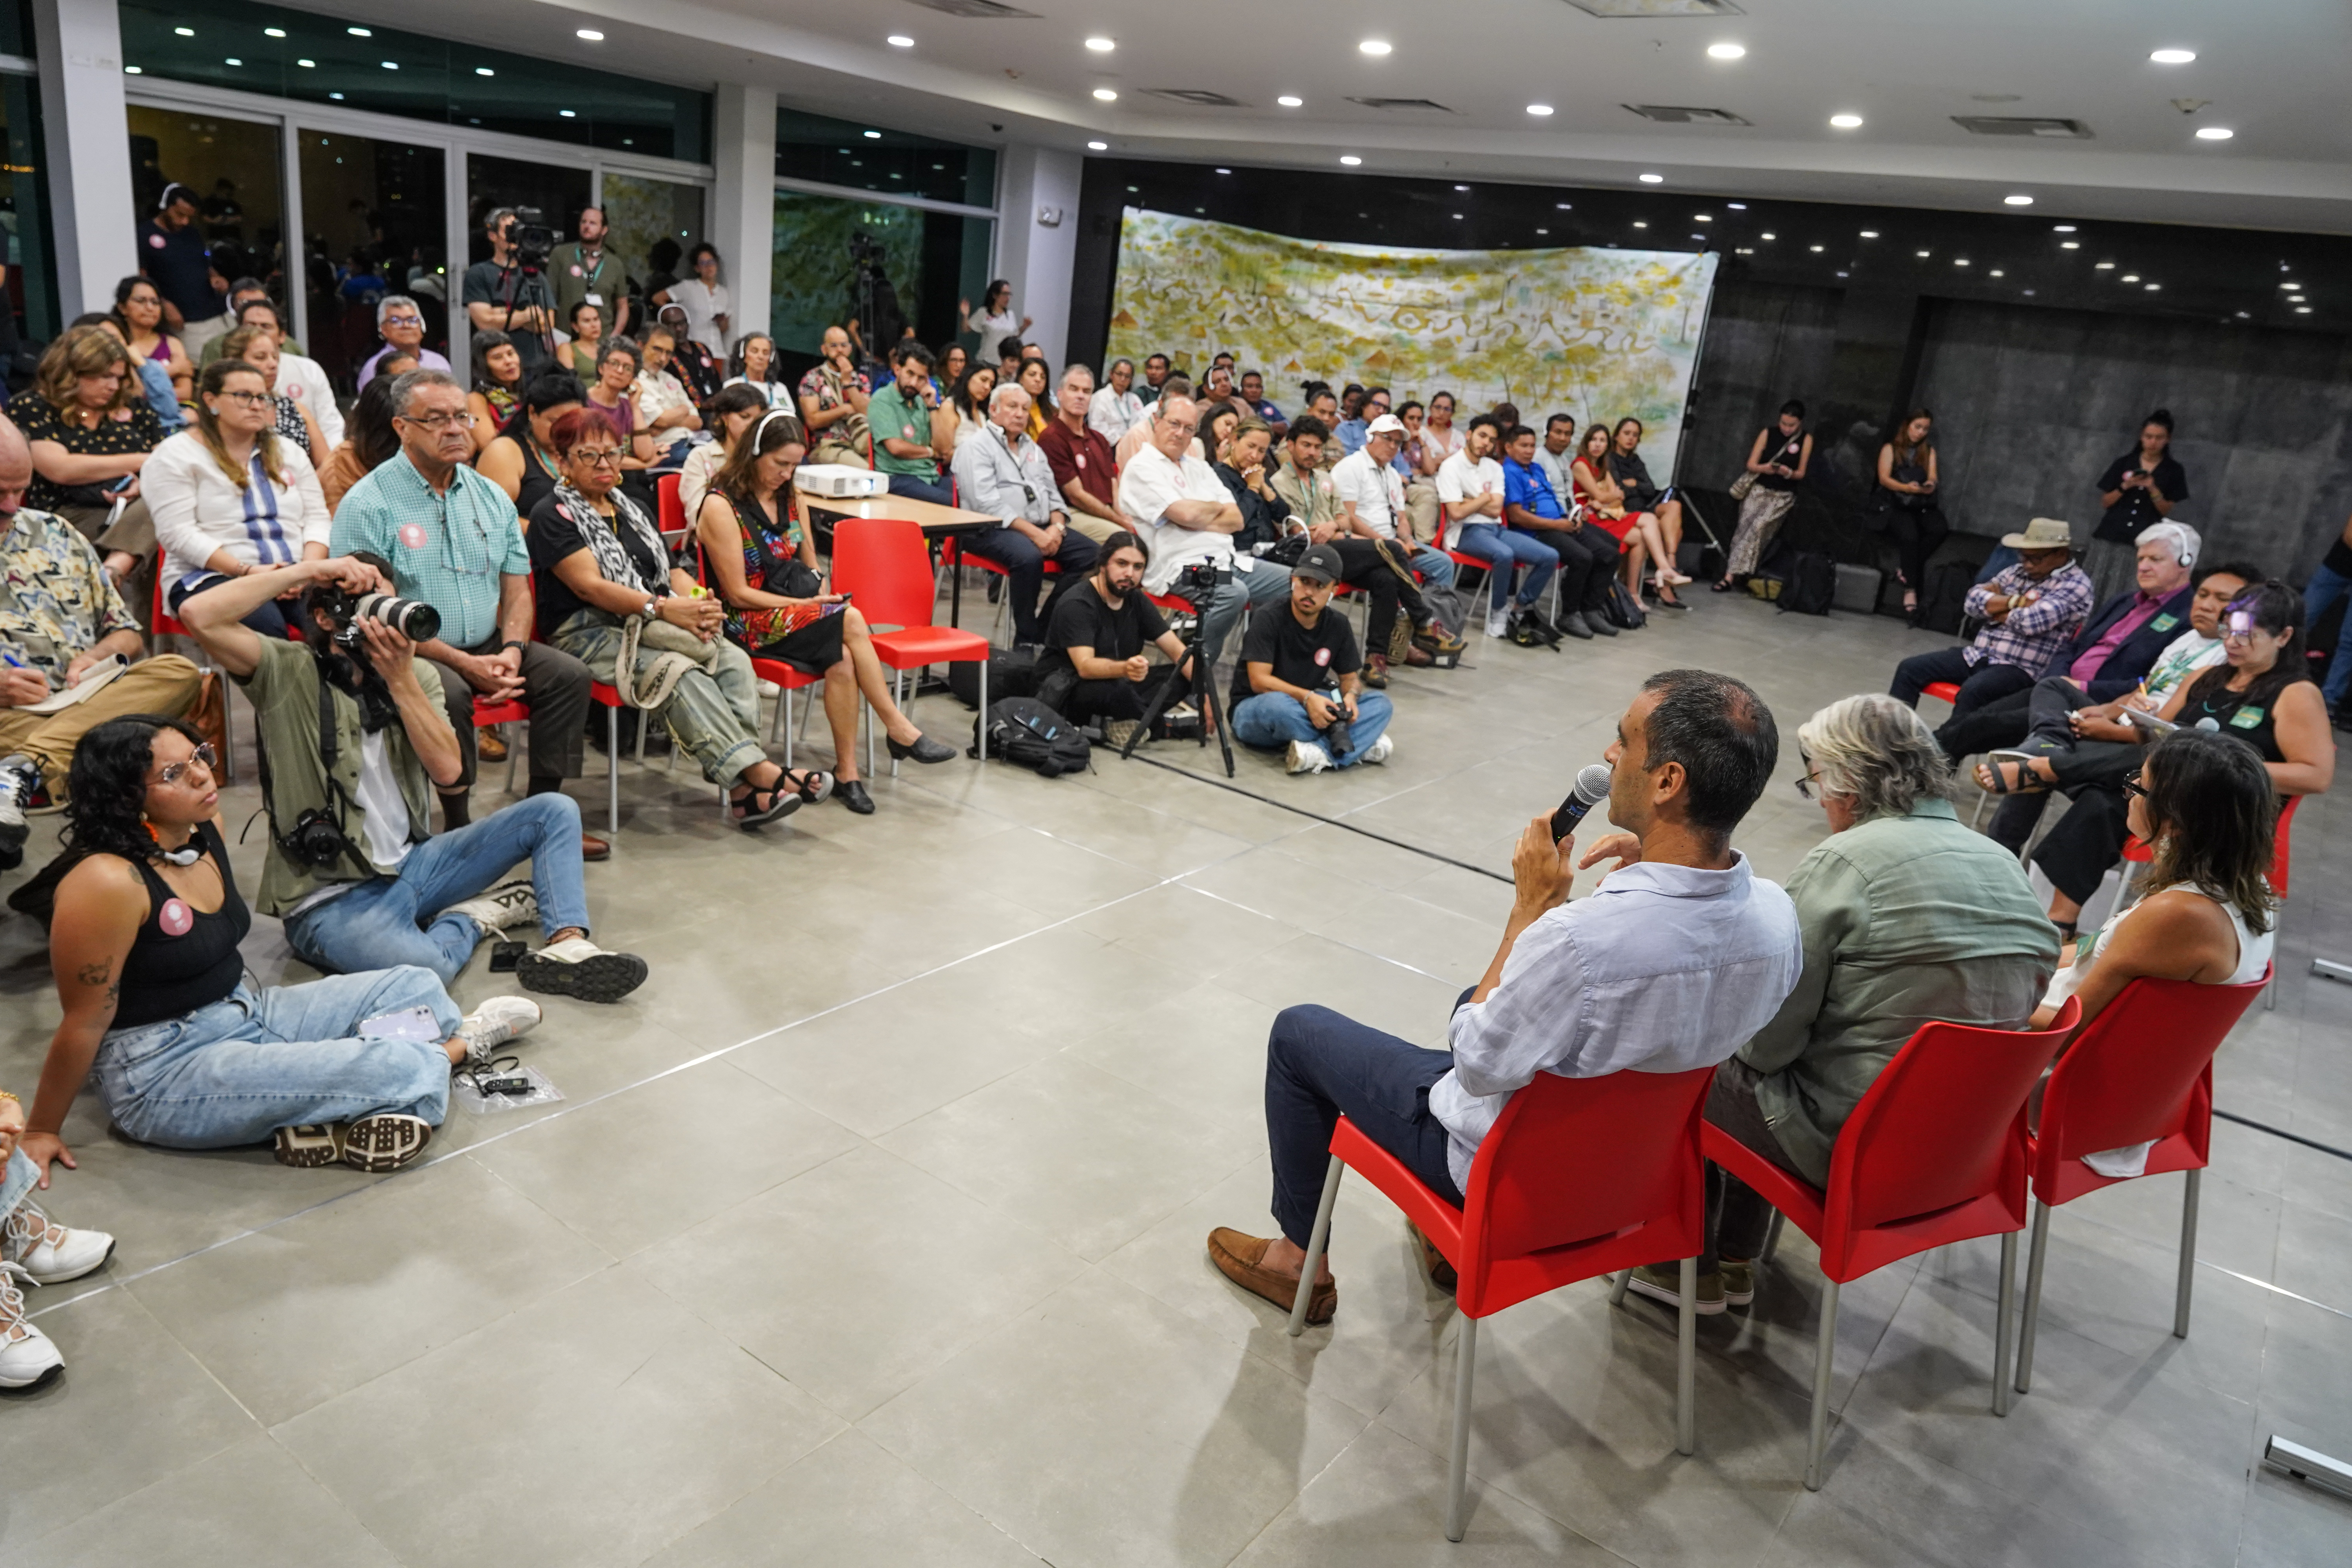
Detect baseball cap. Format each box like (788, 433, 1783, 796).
(1294, 543, 1345, 584)
(1365, 413, 1406, 437)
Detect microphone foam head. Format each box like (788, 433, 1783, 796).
(2195, 717, 2221, 731)
(1575, 762, 1613, 802)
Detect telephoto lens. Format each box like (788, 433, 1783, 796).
(354, 593, 441, 644)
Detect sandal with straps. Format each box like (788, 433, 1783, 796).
(784, 768, 833, 804)
(1975, 750, 2052, 796)
(732, 782, 805, 831)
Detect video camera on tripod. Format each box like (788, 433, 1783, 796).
(506, 205, 558, 276)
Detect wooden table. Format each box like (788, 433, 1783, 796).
(793, 486, 1001, 626)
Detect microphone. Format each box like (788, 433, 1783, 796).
(2194, 717, 2221, 732)
(1550, 763, 1613, 842)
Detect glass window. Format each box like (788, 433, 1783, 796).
(775, 107, 995, 208)
(300, 128, 448, 394)
(770, 189, 991, 359)
(599, 172, 703, 329)
(118, 0, 710, 162)
(126, 105, 284, 316)
(0, 60, 58, 346)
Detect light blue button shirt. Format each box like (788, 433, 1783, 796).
(1434, 851, 1804, 1191)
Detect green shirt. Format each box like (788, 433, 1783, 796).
(866, 384, 938, 477)
(1738, 797, 2059, 1185)
(330, 454, 530, 650)
(236, 637, 444, 918)
(1268, 458, 1340, 532)
(549, 241, 627, 338)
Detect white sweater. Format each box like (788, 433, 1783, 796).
(145, 430, 331, 593)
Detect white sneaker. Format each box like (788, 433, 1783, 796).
(1485, 604, 1511, 639)
(516, 936, 648, 1004)
(0, 1263, 64, 1391)
(455, 996, 544, 1068)
(1361, 733, 1394, 766)
(0, 753, 35, 855)
(440, 880, 539, 939)
(757, 679, 781, 698)
(1285, 739, 1333, 775)
(2, 1200, 116, 1285)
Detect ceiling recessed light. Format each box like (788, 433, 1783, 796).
(1087, 140, 1107, 151)
(123, 64, 142, 73)
(1707, 43, 1746, 60)
(1859, 229, 1879, 238)
(1638, 172, 1664, 183)
(174, 25, 194, 34)
(2281, 280, 2301, 289)
(296, 58, 314, 67)
(225, 57, 241, 66)
(1093, 88, 1118, 101)
(1527, 103, 1554, 116)
(1557, 202, 1573, 210)
(1735, 247, 1752, 254)
(1694, 214, 1713, 222)
(475, 66, 494, 76)
(328, 91, 344, 98)
(1990, 269, 2005, 277)
(1454, 183, 1471, 191)
(887, 34, 913, 47)
(1339, 155, 1362, 166)
(1278, 94, 1303, 108)
(2122, 273, 2140, 282)
(2053, 224, 2077, 232)
(1218, 168, 1232, 174)
(264, 27, 286, 38)
(2004, 194, 2034, 206)
(1085, 36, 1115, 52)
(1537, 228, 1549, 235)
(1727, 202, 1746, 210)
(1829, 113, 1863, 129)
(347, 27, 370, 37)
(2289, 294, 2306, 302)
(1955, 258, 1970, 266)
(1359, 39, 1392, 56)
(1633, 221, 1648, 228)
(2194, 126, 2233, 140)
(1454, 213, 1465, 220)
(863, 129, 881, 138)
(1760, 232, 1775, 240)
(381, 60, 398, 69)
(1837, 270, 1850, 278)
(576, 29, 604, 42)
(2061, 241, 2080, 249)
(1809, 244, 1824, 252)
(2150, 48, 2196, 65)
(1916, 249, 1930, 257)
(2296, 306, 2313, 314)
(559, 109, 576, 118)
(2145, 283, 2161, 290)
(2096, 261, 2115, 269)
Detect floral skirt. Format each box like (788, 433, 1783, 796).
(729, 604, 844, 675)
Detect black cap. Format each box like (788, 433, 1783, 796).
(1293, 543, 1345, 584)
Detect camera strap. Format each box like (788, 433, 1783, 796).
(249, 664, 395, 881)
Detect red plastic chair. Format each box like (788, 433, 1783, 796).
(690, 539, 826, 764)
(471, 694, 529, 794)
(1922, 680, 1963, 706)
(1288, 1063, 1719, 1541)
(936, 533, 1058, 645)
(2013, 970, 2269, 1397)
(655, 472, 688, 552)
(829, 516, 989, 773)
(1703, 1000, 2082, 1490)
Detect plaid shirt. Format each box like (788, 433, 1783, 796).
(1962, 560, 2095, 673)
(0, 506, 140, 679)
(329, 454, 529, 650)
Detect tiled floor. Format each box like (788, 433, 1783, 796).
(3, 590, 2348, 1566)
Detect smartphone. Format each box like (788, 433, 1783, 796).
(488, 940, 526, 973)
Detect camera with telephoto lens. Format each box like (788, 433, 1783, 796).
(1318, 686, 1354, 759)
(316, 584, 441, 650)
(507, 205, 557, 274)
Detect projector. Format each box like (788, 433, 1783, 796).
(794, 465, 888, 499)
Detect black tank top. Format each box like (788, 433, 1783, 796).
(509, 437, 559, 521)
(113, 821, 251, 1030)
(1757, 426, 1806, 490)
(2185, 677, 2293, 764)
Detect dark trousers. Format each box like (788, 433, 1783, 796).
(170, 574, 301, 641)
(1265, 1003, 1465, 1248)
(1533, 522, 1619, 613)
(1887, 506, 1950, 596)
(1330, 537, 1430, 658)
(1694, 1057, 1811, 1275)
(962, 526, 1101, 643)
(1891, 648, 2037, 743)
(886, 472, 955, 507)
(1062, 665, 1180, 726)
(2031, 786, 2133, 904)
(1984, 681, 2142, 853)
(423, 634, 591, 789)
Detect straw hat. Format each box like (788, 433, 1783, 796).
(2000, 517, 2075, 550)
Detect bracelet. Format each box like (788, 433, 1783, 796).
(0, 1089, 19, 1107)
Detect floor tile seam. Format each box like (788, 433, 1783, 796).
(29, 877, 1198, 1324)
(1831, 1263, 1922, 1418)
(1967, 1200, 2352, 1322)
(1178, 881, 1468, 991)
(1177, 856, 1515, 946)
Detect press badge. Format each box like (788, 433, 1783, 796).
(2230, 707, 2265, 729)
(2151, 613, 2180, 632)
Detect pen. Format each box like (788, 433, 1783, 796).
(0, 650, 26, 669)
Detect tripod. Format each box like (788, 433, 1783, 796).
(1123, 597, 1236, 777)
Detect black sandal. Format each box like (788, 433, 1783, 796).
(732, 782, 804, 831)
(784, 768, 833, 804)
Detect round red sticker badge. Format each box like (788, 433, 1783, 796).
(398, 522, 428, 549)
(569, 263, 584, 277)
(148, 232, 166, 249)
(158, 898, 194, 937)
(1314, 647, 1333, 667)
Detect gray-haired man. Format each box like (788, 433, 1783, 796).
(949, 384, 1100, 643)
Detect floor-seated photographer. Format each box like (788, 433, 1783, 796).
(181, 554, 648, 1000)
(1227, 544, 1392, 774)
(15, 715, 549, 1182)
(1207, 671, 1802, 1321)
(1619, 693, 2057, 1314)
(329, 369, 599, 855)
(1038, 530, 1194, 748)
(1120, 395, 1294, 669)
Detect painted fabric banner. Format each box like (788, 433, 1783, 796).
(1106, 207, 1719, 479)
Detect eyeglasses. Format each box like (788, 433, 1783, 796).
(397, 411, 476, 432)
(381, 315, 423, 328)
(152, 742, 217, 786)
(2122, 774, 2148, 800)
(1161, 419, 1199, 434)
(1793, 765, 1824, 800)
(214, 390, 272, 408)
(569, 448, 623, 468)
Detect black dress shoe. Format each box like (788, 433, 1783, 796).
(1556, 610, 1598, 640)
(836, 779, 876, 814)
(887, 732, 957, 764)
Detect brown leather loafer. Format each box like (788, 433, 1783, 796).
(1207, 1227, 1336, 1324)
(579, 832, 611, 862)
(475, 730, 509, 763)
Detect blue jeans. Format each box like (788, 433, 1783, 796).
(1, 1148, 34, 1223)
(284, 793, 590, 984)
(2305, 561, 2352, 709)
(1195, 560, 1295, 668)
(886, 472, 955, 507)
(1454, 522, 1559, 610)
(1403, 543, 1456, 590)
(1265, 1004, 1463, 1247)
(1230, 690, 1393, 767)
(91, 969, 461, 1147)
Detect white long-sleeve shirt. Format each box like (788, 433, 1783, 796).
(1434, 852, 1804, 1191)
(276, 351, 344, 448)
(1087, 385, 1145, 445)
(144, 430, 330, 594)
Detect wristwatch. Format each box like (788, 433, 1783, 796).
(639, 597, 661, 622)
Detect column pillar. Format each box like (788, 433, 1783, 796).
(993, 143, 1083, 365)
(31, 0, 135, 322)
(711, 81, 776, 348)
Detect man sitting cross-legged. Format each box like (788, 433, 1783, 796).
(1206, 670, 1802, 1321)
(1226, 543, 1393, 774)
(1038, 530, 1196, 748)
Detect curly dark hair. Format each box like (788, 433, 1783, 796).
(2140, 728, 2279, 935)
(61, 715, 208, 869)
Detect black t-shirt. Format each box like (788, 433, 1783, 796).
(1046, 576, 1169, 679)
(463, 261, 551, 372)
(2095, 451, 2189, 544)
(1230, 599, 1360, 711)
(527, 492, 667, 640)
(1613, 451, 1661, 511)
(140, 218, 222, 322)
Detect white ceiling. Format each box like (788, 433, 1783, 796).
(305, 0, 2352, 233)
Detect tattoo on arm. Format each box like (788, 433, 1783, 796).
(75, 958, 112, 989)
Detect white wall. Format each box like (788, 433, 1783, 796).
(991, 144, 1082, 366)
(32, 0, 136, 321)
(711, 81, 778, 350)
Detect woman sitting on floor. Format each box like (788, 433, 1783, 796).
(15, 716, 541, 1179)
(693, 410, 957, 817)
(524, 407, 820, 830)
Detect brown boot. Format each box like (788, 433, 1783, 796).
(1207, 1227, 1336, 1323)
(1362, 655, 1390, 689)
(475, 728, 510, 763)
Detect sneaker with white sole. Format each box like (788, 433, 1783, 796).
(1360, 733, 1393, 766)
(440, 880, 539, 939)
(273, 1124, 344, 1168)
(454, 996, 544, 1068)
(1485, 604, 1511, 639)
(1102, 719, 1144, 750)
(516, 936, 649, 1004)
(0, 753, 36, 862)
(1622, 1261, 1726, 1315)
(2, 1200, 116, 1285)
(1285, 739, 1333, 775)
(341, 1114, 434, 1172)
(0, 1263, 64, 1391)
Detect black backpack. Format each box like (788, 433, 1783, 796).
(947, 646, 1043, 710)
(1920, 560, 1976, 634)
(972, 697, 1091, 777)
(1600, 576, 1647, 629)
(1777, 551, 1836, 616)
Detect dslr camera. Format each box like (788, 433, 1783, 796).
(506, 205, 558, 274)
(315, 584, 442, 650)
(1171, 558, 1232, 604)
(1318, 686, 1354, 759)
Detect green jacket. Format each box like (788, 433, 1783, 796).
(1740, 797, 2058, 1185)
